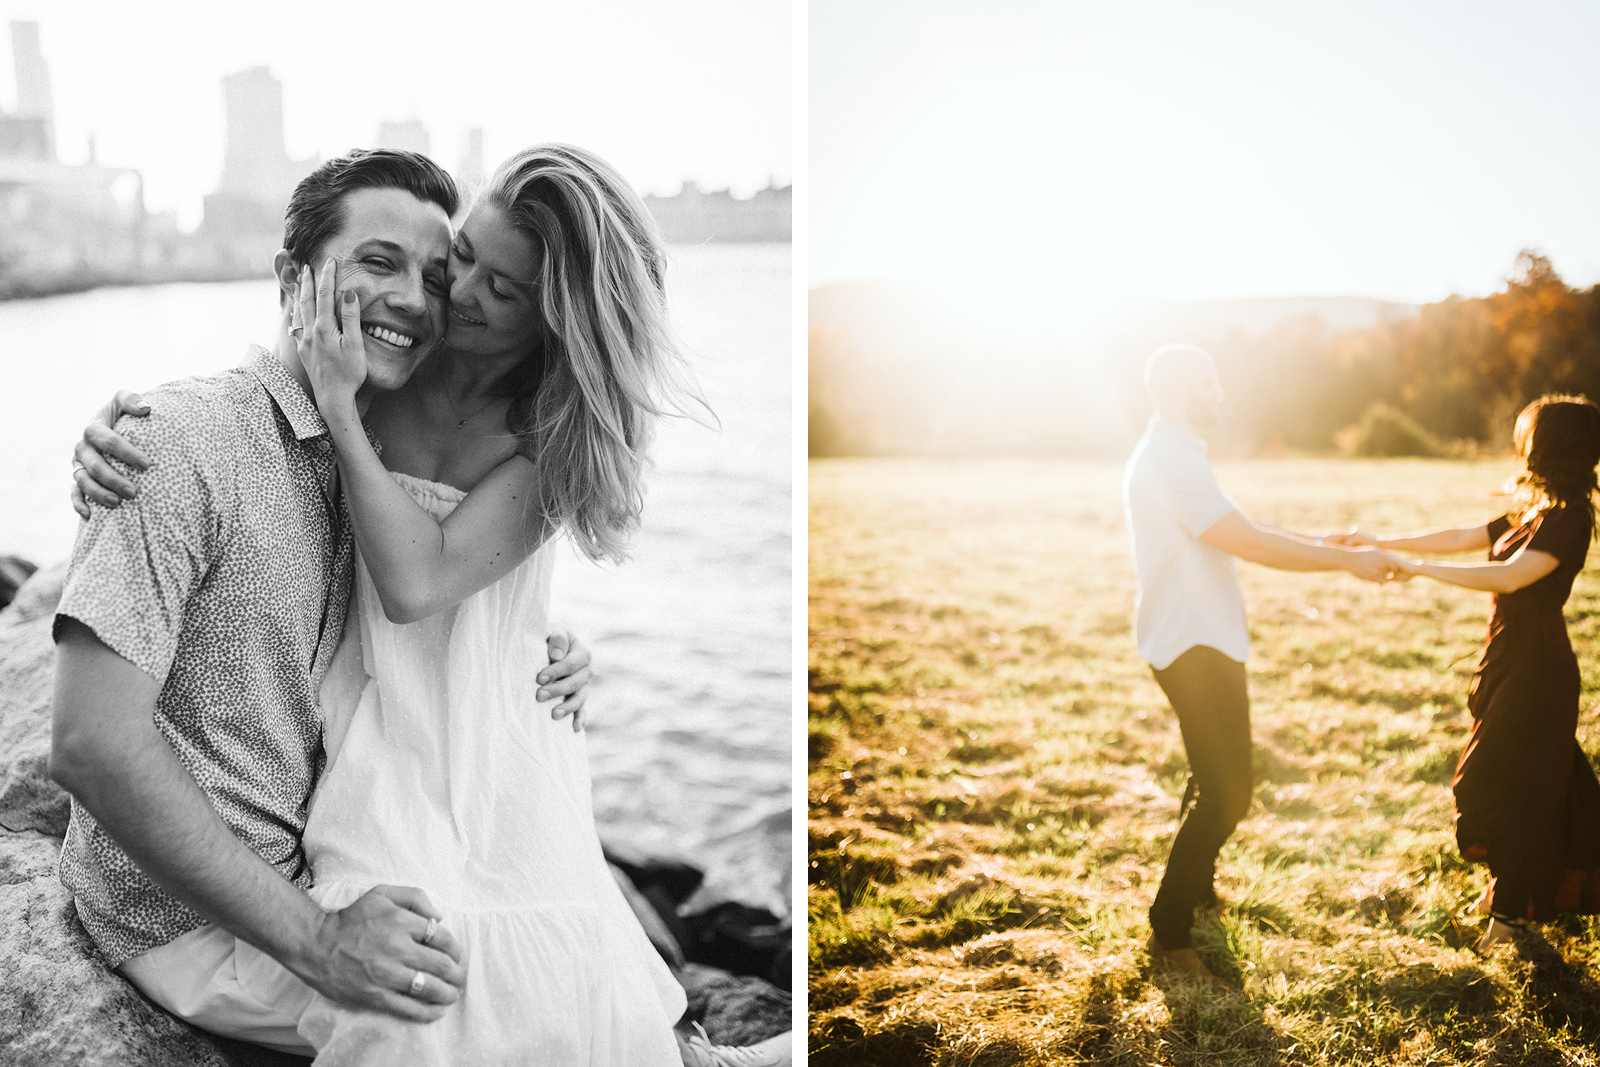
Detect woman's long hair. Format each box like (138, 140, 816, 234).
(483, 144, 708, 563)
(1508, 394, 1600, 532)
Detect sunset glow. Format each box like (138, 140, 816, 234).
(812, 0, 1600, 311)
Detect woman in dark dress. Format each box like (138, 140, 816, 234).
(1350, 395, 1600, 951)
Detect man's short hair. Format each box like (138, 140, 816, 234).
(1143, 343, 1214, 394)
(282, 149, 459, 268)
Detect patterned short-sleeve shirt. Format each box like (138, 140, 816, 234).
(54, 345, 358, 966)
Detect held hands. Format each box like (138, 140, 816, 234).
(70, 390, 151, 518)
(1344, 547, 1413, 584)
(1380, 551, 1423, 581)
(1324, 528, 1415, 584)
(303, 884, 467, 1023)
(540, 630, 593, 732)
(294, 258, 368, 411)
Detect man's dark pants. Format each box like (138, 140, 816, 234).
(1148, 644, 1253, 950)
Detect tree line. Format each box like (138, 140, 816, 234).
(1196, 251, 1600, 455)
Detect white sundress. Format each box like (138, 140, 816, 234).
(294, 472, 686, 1064)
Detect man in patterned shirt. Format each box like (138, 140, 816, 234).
(49, 150, 592, 1054)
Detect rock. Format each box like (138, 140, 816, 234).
(683, 804, 792, 924)
(682, 901, 793, 991)
(608, 807, 795, 991)
(0, 561, 70, 837)
(0, 556, 38, 611)
(0, 832, 306, 1066)
(603, 836, 706, 901)
(604, 809, 793, 991)
(679, 962, 792, 1046)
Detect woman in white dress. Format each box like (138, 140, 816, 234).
(77, 144, 787, 1066)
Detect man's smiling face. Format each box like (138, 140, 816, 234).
(315, 186, 452, 392)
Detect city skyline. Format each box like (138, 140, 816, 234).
(0, 0, 791, 228)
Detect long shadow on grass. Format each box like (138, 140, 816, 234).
(1510, 922, 1600, 1047)
(809, 1014, 942, 1067)
(1141, 972, 1293, 1067)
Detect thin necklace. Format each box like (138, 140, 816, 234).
(443, 388, 500, 429)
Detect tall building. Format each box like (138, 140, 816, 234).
(9, 20, 55, 161)
(377, 118, 429, 157)
(200, 66, 316, 259)
(1, 21, 54, 162)
(457, 126, 485, 198)
(215, 67, 304, 204)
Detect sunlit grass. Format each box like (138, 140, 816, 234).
(808, 456, 1600, 1066)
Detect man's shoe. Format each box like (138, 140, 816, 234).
(677, 1024, 793, 1067)
(1145, 933, 1229, 990)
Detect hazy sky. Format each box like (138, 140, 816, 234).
(812, 0, 1600, 311)
(0, 0, 791, 228)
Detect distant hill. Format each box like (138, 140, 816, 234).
(808, 281, 1422, 457)
(1115, 294, 1420, 338)
(811, 282, 1420, 345)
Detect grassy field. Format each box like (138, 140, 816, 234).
(808, 456, 1600, 1067)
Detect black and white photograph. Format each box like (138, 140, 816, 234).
(0, 2, 792, 1063)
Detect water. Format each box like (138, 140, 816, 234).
(0, 243, 793, 917)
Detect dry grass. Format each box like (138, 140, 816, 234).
(808, 456, 1600, 1066)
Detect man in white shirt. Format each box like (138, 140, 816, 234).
(1123, 343, 1398, 981)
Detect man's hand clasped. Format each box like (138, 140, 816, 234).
(1348, 546, 1411, 584)
(302, 885, 467, 1022)
(1324, 529, 1414, 584)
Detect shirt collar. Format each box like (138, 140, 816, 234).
(243, 344, 385, 456)
(245, 344, 328, 443)
(1150, 416, 1209, 455)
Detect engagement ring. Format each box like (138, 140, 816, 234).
(409, 970, 427, 997)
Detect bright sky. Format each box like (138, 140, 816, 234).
(0, 0, 791, 228)
(811, 0, 1600, 312)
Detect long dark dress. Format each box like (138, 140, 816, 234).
(1455, 503, 1600, 920)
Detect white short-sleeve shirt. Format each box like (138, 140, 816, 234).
(1123, 418, 1250, 669)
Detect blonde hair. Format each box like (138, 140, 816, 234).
(484, 144, 707, 563)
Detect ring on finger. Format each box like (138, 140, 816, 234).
(408, 969, 426, 997)
(420, 917, 438, 946)
(71, 460, 85, 474)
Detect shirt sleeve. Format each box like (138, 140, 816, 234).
(53, 399, 229, 684)
(1528, 503, 1592, 566)
(1485, 514, 1512, 558)
(1154, 450, 1237, 538)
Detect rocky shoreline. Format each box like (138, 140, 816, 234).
(0, 563, 789, 1064)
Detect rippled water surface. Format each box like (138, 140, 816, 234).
(0, 243, 792, 914)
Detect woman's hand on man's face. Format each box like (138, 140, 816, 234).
(295, 258, 370, 410)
